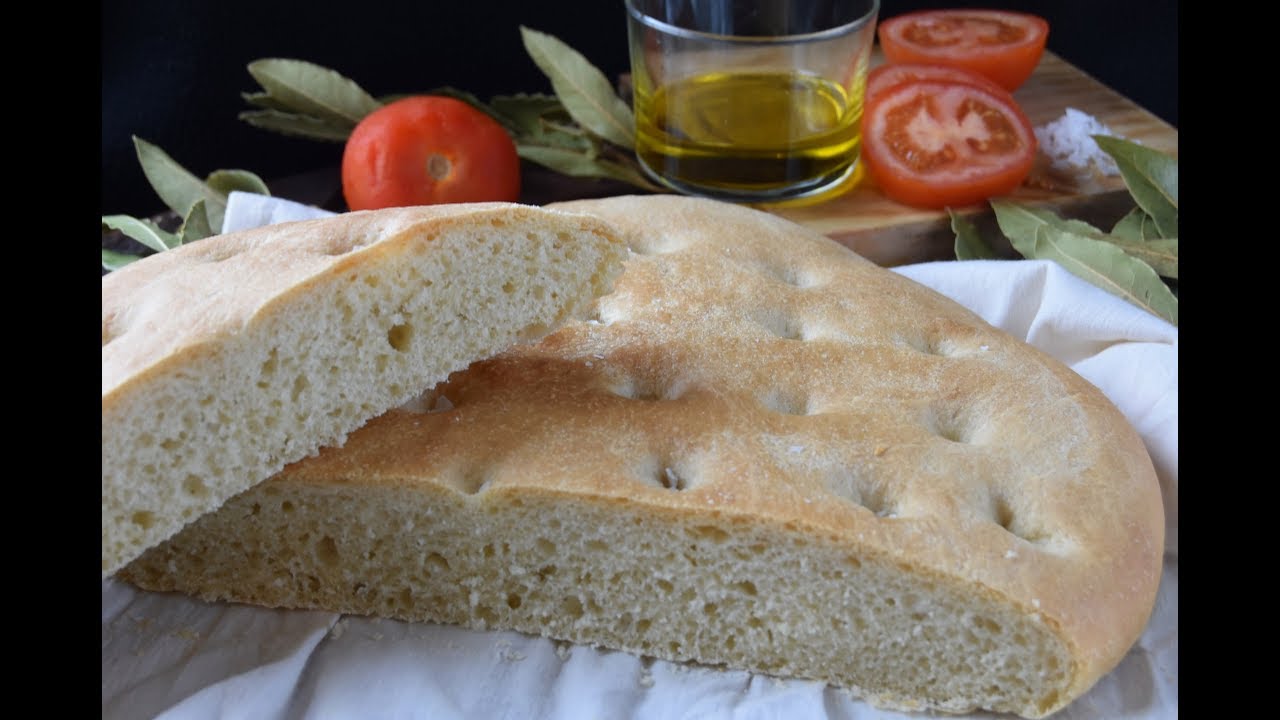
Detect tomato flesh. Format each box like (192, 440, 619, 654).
(878, 10, 1048, 91)
(861, 80, 1036, 209)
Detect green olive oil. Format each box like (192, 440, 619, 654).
(634, 71, 863, 199)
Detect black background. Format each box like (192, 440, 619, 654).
(101, 0, 1178, 217)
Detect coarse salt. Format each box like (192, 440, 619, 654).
(1034, 108, 1122, 176)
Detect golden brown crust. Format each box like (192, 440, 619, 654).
(122, 196, 1162, 716)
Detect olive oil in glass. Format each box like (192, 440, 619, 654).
(634, 70, 864, 200)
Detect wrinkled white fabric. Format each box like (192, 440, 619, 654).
(103, 195, 1179, 719)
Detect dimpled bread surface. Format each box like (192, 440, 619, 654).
(103, 203, 628, 577)
(121, 195, 1164, 718)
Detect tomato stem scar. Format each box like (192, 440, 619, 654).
(427, 153, 451, 180)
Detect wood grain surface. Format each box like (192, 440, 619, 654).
(766, 51, 1179, 266)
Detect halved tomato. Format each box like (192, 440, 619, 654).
(865, 62, 1009, 104)
(877, 10, 1049, 92)
(860, 80, 1037, 209)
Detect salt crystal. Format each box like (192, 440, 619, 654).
(1034, 108, 1122, 176)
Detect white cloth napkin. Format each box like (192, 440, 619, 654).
(99, 193, 1179, 719)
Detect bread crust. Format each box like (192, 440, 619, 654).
(122, 196, 1163, 717)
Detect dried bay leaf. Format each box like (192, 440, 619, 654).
(102, 249, 143, 271)
(949, 209, 997, 260)
(419, 87, 494, 115)
(240, 91, 296, 113)
(102, 214, 177, 253)
(517, 145, 664, 192)
(238, 110, 352, 142)
(180, 199, 214, 244)
(133, 136, 226, 229)
(994, 202, 1177, 325)
(996, 202, 1179, 279)
(1093, 135, 1178, 238)
(490, 93, 564, 132)
(1104, 236, 1178, 279)
(207, 169, 270, 198)
(1111, 208, 1148, 241)
(247, 59, 381, 128)
(520, 26, 636, 150)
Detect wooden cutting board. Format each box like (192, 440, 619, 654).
(765, 51, 1179, 266)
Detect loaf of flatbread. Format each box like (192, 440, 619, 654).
(102, 203, 627, 577)
(120, 196, 1164, 718)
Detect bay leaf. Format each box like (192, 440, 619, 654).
(422, 87, 495, 116)
(102, 214, 178, 253)
(1092, 135, 1178, 238)
(997, 201, 1178, 279)
(490, 93, 565, 135)
(1103, 236, 1178, 279)
(180, 199, 214, 244)
(949, 209, 997, 260)
(1110, 207, 1147, 241)
(520, 27, 636, 149)
(991, 201, 1104, 237)
(102, 249, 143, 271)
(517, 145, 664, 191)
(239, 109, 352, 142)
(246, 58, 381, 128)
(133, 136, 226, 228)
(240, 91, 296, 112)
(207, 169, 271, 197)
(996, 205, 1177, 325)
(492, 92, 594, 151)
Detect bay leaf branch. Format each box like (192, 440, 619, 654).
(133, 136, 227, 230)
(246, 58, 382, 128)
(239, 109, 353, 142)
(102, 214, 178, 253)
(517, 145, 664, 192)
(994, 202, 1177, 325)
(1093, 135, 1178, 238)
(520, 27, 636, 150)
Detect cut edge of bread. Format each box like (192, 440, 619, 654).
(102, 203, 627, 577)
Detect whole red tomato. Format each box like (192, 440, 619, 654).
(342, 96, 521, 210)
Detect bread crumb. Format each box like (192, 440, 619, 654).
(1005, 550, 1018, 560)
(585, 361, 594, 368)
(329, 618, 348, 639)
(555, 642, 572, 660)
(874, 445, 888, 456)
(788, 445, 805, 454)
(593, 353, 605, 359)
(429, 395, 454, 413)
(638, 669, 655, 688)
(980, 345, 990, 352)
